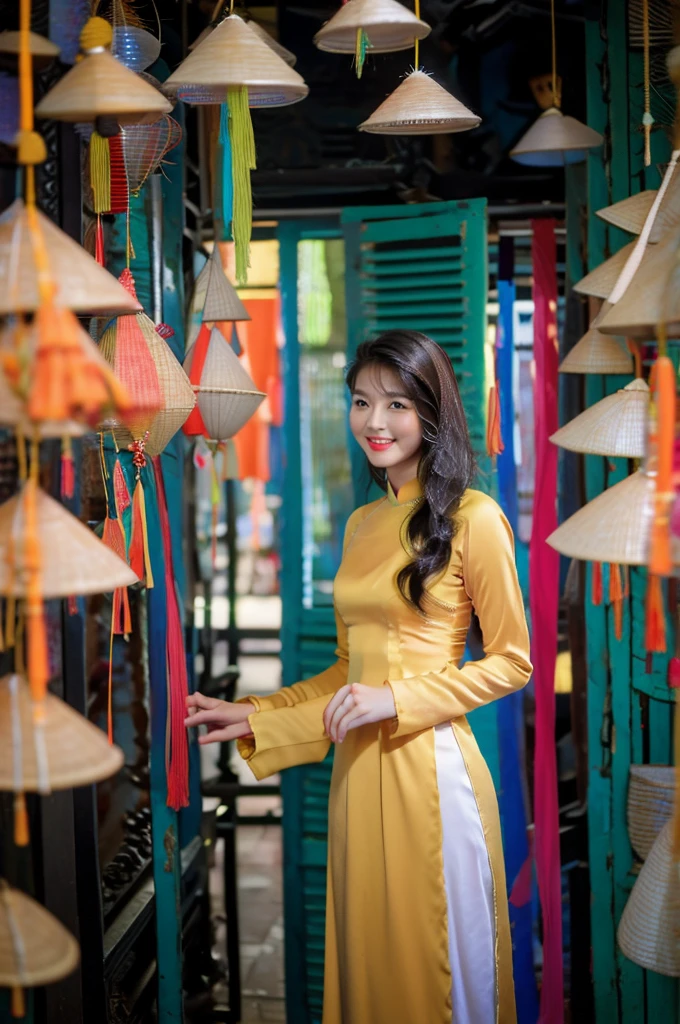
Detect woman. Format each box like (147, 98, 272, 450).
(186, 330, 532, 1024)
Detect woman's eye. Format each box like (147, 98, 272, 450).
(391, 401, 406, 410)
(353, 398, 368, 408)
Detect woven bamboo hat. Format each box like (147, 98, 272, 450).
(247, 20, 297, 67)
(617, 822, 680, 976)
(0, 486, 138, 598)
(559, 326, 634, 375)
(0, 881, 79, 987)
(0, 30, 60, 62)
(0, 674, 123, 792)
(550, 379, 648, 457)
(314, 0, 430, 54)
(360, 70, 480, 135)
(598, 229, 680, 339)
(0, 200, 140, 316)
(184, 327, 265, 441)
(201, 248, 250, 323)
(627, 765, 675, 862)
(510, 107, 603, 166)
(596, 191, 657, 235)
(547, 470, 653, 565)
(164, 15, 308, 107)
(573, 242, 637, 299)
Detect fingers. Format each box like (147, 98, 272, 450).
(327, 691, 357, 743)
(198, 721, 254, 745)
(323, 684, 351, 734)
(184, 708, 228, 728)
(185, 691, 221, 712)
(336, 704, 370, 744)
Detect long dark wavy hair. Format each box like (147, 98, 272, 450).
(346, 330, 476, 612)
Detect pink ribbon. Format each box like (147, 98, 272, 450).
(530, 219, 563, 1023)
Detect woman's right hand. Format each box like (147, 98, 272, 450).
(185, 692, 255, 745)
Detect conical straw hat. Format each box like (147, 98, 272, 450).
(35, 48, 172, 124)
(0, 881, 79, 987)
(0, 200, 141, 316)
(550, 379, 648, 457)
(247, 21, 297, 67)
(627, 765, 675, 862)
(0, 674, 123, 792)
(617, 822, 680, 976)
(510, 107, 603, 166)
(547, 470, 653, 565)
(360, 70, 480, 135)
(596, 191, 657, 235)
(163, 15, 308, 107)
(184, 328, 265, 441)
(314, 0, 430, 54)
(0, 486, 138, 599)
(188, 26, 212, 51)
(598, 228, 680, 339)
(202, 249, 251, 323)
(0, 30, 60, 61)
(573, 242, 637, 298)
(559, 326, 634, 374)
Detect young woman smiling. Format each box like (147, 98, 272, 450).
(186, 331, 532, 1024)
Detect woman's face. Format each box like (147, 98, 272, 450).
(349, 364, 423, 486)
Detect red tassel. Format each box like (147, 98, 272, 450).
(645, 574, 667, 655)
(486, 384, 504, 456)
(60, 438, 75, 499)
(609, 563, 624, 641)
(183, 323, 212, 437)
(129, 479, 154, 588)
(153, 456, 190, 810)
(67, 595, 78, 616)
(669, 657, 680, 688)
(591, 562, 603, 606)
(108, 135, 129, 214)
(95, 215, 105, 266)
(650, 355, 675, 577)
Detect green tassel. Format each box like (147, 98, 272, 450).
(227, 85, 256, 286)
(355, 27, 372, 79)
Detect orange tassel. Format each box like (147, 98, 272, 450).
(60, 437, 75, 499)
(129, 479, 154, 588)
(486, 384, 504, 456)
(23, 482, 49, 703)
(14, 793, 29, 847)
(609, 563, 624, 641)
(591, 562, 603, 606)
(102, 518, 132, 634)
(645, 574, 667, 654)
(11, 987, 25, 1019)
(650, 356, 675, 577)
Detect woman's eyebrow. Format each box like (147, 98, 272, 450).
(351, 388, 409, 399)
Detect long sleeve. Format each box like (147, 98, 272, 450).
(388, 497, 532, 738)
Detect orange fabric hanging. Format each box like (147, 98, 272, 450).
(486, 383, 504, 457)
(232, 296, 279, 481)
(645, 574, 667, 654)
(650, 356, 676, 577)
(609, 563, 624, 641)
(591, 561, 603, 606)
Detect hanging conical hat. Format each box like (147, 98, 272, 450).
(184, 327, 265, 441)
(0, 674, 123, 792)
(188, 26, 212, 51)
(627, 764, 675, 862)
(202, 249, 250, 323)
(559, 326, 634, 374)
(359, 70, 480, 135)
(550, 379, 648, 457)
(596, 191, 657, 235)
(510, 107, 603, 166)
(314, 0, 430, 54)
(0, 486, 138, 598)
(163, 15, 308, 107)
(598, 228, 680, 339)
(547, 470, 653, 565)
(573, 242, 637, 298)
(0, 881, 79, 988)
(617, 822, 680, 976)
(0, 200, 140, 316)
(0, 30, 60, 61)
(247, 21, 297, 67)
(35, 49, 172, 124)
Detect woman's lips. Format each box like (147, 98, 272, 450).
(366, 437, 395, 452)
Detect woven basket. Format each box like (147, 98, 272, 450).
(184, 327, 265, 441)
(0, 200, 141, 316)
(0, 486, 138, 599)
(0, 674, 123, 791)
(201, 248, 251, 323)
(164, 15, 308, 107)
(618, 821, 680, 976)
(547, 470, 653, 565)
(573, 242, 637, 299)
(628, 765, 675, 862)
(596, 191, 656, 236)
(0, 881, 79, 987)
(551, 379, 648, 457)
(510, 107, 602, 166)
(360, 70, 480, 136)
(35, 48, 172, 124)
(559, 326, 634, 375)
(314, 0, 430, 54)
(598, 228, 680, 340)
(121, 115, 182, 196)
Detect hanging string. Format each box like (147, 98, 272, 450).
(550, 0, 559, 109)
(642, 0, 654, 166)
(414, 0, 420, 69)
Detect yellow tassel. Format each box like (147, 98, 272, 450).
(80, 16, 113, 52)
(14, 793, 29, 847)
(227, 85, 256, 286)
(15, 128, 46, 166)
(11, 987, 25, 1019)
(90, 132, 111, 215)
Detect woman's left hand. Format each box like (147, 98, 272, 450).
(323, 683, 396, 743)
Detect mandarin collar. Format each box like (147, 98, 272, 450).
(387, 477, 423, 506)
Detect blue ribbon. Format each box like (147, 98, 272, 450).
(220, 102, 234, 240)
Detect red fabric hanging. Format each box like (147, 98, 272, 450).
(529, 219, 563, 1023)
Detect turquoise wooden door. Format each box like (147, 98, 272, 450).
(278, 201, 491, 1023)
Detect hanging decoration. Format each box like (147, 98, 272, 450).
(510, 0, 601, 164)
(183, 325, 265, 442)
(314, 0, 430, 76)
(120, 114, 183, 195)
(558, 325, 634, 374)
(200, 246, 251, 324)
(246, 19, 297, 67)
(596, 190, 657, 234)
(550, 380, 649, 457)
(573, 241, 637, 299)
(627, 764, 675, 862)
(107, 0, 162, 71)
(0, 30, 60, 64)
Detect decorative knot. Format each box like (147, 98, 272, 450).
(118, 267, 137, 299)
(127, 433, 149, 470)
(80, 16, 113, 53)
(155, 322, 175, 339)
